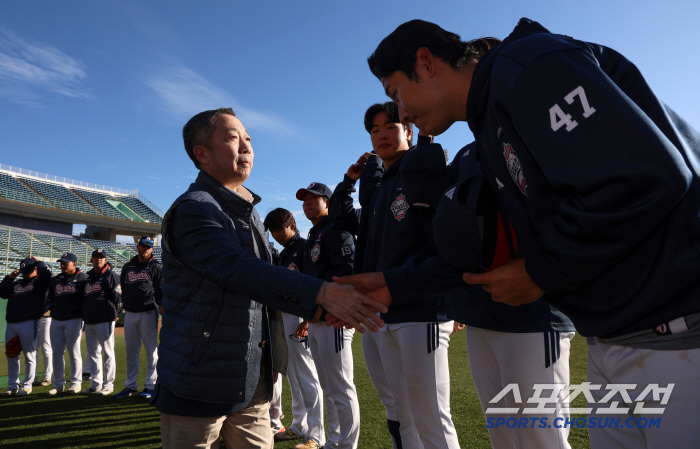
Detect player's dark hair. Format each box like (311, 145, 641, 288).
(182, 108, 237, 169)
(264, 208, 296, 232)
(363, 102, 414, 146)
(368, 19, 501, 80)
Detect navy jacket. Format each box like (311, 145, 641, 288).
(442, 143, 574, 332)
(331, 151, 446, 323)
(156, 171, 321, 412)
(48, 270, 88, 321)
(120, 256, 163, 312)
(83, 266, 122, 325)
(278, 233, 306, 272)
(0, 261, 52, 323)
(464, 18, 700, 337)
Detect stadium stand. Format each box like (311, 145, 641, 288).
(19, 176, 100, 216)
(0, 172, 54, 208)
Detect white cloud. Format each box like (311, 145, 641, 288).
(145, 64, 299, 138)
(0, 27, 91, 103)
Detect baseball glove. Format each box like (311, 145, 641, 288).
(5, 336, 21, 358)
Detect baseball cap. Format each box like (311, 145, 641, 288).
(138, 236, 154, 248)
(91, 248, 107, 259)
(433, 175, 518, 273)
(296, 182, 332, 201)
(19, 258, 37, 275)
(57, 252, 77, 263)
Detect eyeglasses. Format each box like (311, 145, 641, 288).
(289, 333, 309, 350)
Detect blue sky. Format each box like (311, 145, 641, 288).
(1, 0, 699, 243)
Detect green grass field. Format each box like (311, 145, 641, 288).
(0, 331, 591, 448)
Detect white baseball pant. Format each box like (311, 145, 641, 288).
(362, 329, 420, 449)
(35, 316, 53, 381)
(282, 313, 325, 445)
(5, 319, 39, 389)
(50, 318, 83, 389)
(124, 310, 159, 390)
(587, 337, 700, 449)
(376, 321, 459, 449)
(270, 373, 284, 433)
(467, 327, 574, 449)
(85, 321, 116, 390)
(308, 321, 359, 449)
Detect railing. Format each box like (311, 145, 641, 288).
(133, 192, 165, 218)
(0, 163, 136, 195)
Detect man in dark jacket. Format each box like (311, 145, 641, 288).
(47, 252, 87, 395)
(153, 108, 388, 449)
(116, 236, 162, 400)
(0, 257, 51, 396)
(356, 18, 700, 449)
(81, 248, 122, 396)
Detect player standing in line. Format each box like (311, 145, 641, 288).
(81, 249, 122, 395)
(330, 102, 458, 449)
(0, 257, 52, 396)
(295, 183, 358, 449)
(342, 18, 700, 448)
(115, 236, 162, 400)
(264, 208, 325, 445)
(46, 252, 88, 395)
(32, 298, 53, 387)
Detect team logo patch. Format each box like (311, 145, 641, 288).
(307, 182, 315, 189)
(310, 244, 321, 263)
(390, 194, 409, 221)
(287, 262, 299, 272)
(502, 142, 528, 196)
(126, 271, 150, 283)
(14, 283, 34, 294)
(62, 253, 68, 258)
(115, 284, 122, 294)
(85, 283, 102, 295)
(55, 284, 76, 295)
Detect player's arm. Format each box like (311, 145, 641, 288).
(329, 175, 360, 235)
(152, 263, 163, 308)
(109, 272, 123, 314)
(359, 153, 383, 209)
(508, 49, 692, 296)
(36, 260, 52, 291)
(0, 273, 16, 299)
(324, 227, 355, 280)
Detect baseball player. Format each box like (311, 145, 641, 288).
(32, 304, 53, 387)
(46, 252, 88, 395)
(115, 236, 162, 399)
(81, 249, 122, 395)
(264, 208, 325, 445)
(354, 18, 700, 449)
(330, 102, 458, 449)
(0, 257, 52, 396)
(296, 183, 358, 449)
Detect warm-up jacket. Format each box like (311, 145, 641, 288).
(463, 18, 700, 337)
(48, 270, 88, 321)
(0, 261, 52, 323)
(278, 233, 306, 272)
(120, 256, 163, 312)
(83, 266, 122, 324)
(331, 150, 447, 323)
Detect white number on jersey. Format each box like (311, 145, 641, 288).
(340, 245, 353, 256)
(549, 85, 596, 132)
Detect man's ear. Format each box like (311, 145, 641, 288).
(415, 47, 436, 78)
(193, 145, 210, 167)
(405, 125, 413, 142)
(290, 222, 296, 232)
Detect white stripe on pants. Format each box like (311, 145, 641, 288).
(376, 322, 459, 449)
(35, 316, 53, 380)
(85, 321, 116, 390)
(466, 327, 574, 449)
(282, 313, 325, 445)
(124, 310, 159, 390)
(587, 337, 700, 449)
(5, 320, 39, 389)
(50, 318, 83, 388)
(270, 374, 284, 432)
(308, 321, 359, 449)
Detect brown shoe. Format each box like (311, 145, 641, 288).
(294, 438, 319, 449)
(275, 428, 301, 441)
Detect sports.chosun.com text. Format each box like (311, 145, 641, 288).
(485, 416, 662, 429)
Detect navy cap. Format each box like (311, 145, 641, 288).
(399, 143, 448, 208)
(91, 248, 107, 259)
(57, 252, 77, 263)
(296, 182, 332, 201)
(433, 175, 518, 273)
(138, 236, 154, 248)
(19, 258, 37, 275)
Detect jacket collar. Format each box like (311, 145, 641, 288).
(382, 151, 406, 179)
(195, 170, 262, 213)
(283, 232, 301, 249)
(466, 18, 551, 135)
(310, 215, 332, 235)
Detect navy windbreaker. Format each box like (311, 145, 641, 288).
(120, 256, 163, 312)
(48, 270, 88, 321)
(0, 261, 52, 323)
(83, 266, 122, 324)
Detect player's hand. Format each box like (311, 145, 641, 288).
(329, 272, 392, 330)
(30, 256, 39, 262)
(295, 320, 309, 338)
(8, 270, 20, 279)
(463, 259, 544, 306)
(452, 321, 466, 334)
(346, 152, 373, 181)
(310, 305, 323, 324)
(317, 282, 387, 333)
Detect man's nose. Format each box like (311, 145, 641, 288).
(397, 104, 414, 125)
(239, 139, 252, 153)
